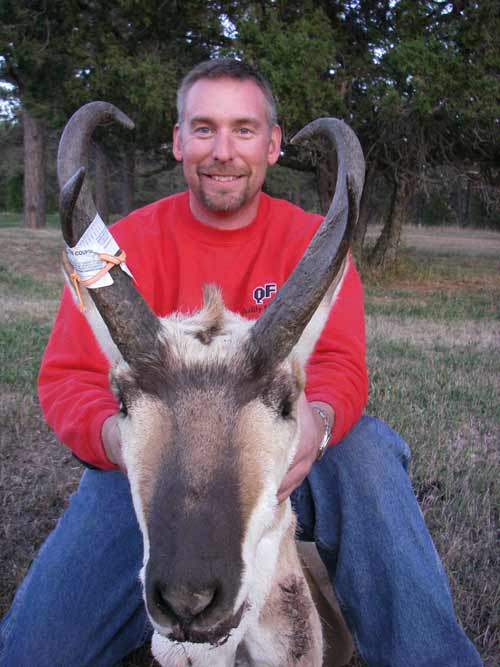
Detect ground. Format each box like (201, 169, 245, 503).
(0, 220, 498, 665)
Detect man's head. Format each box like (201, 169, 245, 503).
(173, 59, 282, 228)
(177, 59, 278, 128)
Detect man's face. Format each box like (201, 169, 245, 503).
(173, 77, 281, 223)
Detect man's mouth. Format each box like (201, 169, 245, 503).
(202, 174, 243, 182)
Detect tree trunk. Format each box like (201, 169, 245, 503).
(464, 177, 472, 227)
(118, 145, 135, 216)
(93, 142, 109, 224)
(352, 163, 376, 256)
(316, 139, 337, 214)
(369, 175, 412, 271)
(22, 111, 46, 228)
(452, 175, 467, 227)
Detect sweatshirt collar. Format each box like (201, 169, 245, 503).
(176, 191, 271, 247)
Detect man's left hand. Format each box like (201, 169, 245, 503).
(277, 396, 333, 503)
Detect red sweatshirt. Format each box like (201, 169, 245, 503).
(38, 191, 368, 469)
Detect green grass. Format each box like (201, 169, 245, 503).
(0, 211, 60, 228)
(365, 285, 499, 320)
(0, 319, 52, 389)
(367, 341, 499, 446)
(0, 264, 60, 300)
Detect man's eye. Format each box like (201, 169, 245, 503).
(237, 127, 253, 136)
(194, 126, 212, 136)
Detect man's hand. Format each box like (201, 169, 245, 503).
(277, 396, 333, 504)
(101, 414, 127, 473)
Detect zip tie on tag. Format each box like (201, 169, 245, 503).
(69, 250, 127, 312)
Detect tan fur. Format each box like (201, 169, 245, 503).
(118, 392, 172, 517)
(170, 387, 234, 515)
(234, 405, 266, 526)
(294, 256, 349, 366)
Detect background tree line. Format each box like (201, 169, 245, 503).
(1, 0, 499, 268)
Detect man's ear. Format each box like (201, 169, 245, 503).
(267, 124, 282, 166)
(172, 123, 183, 162)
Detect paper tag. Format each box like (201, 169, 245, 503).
(65, 214, 133, 288)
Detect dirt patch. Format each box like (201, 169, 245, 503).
(0, 296, 59, 323)
(366, 225, 500, 258)
(366, 315, 500, 350)
(403, 227, 500, 256)
(0, 398, 80, 617)
(0, 228, 63, 286)
(382, 274, 500, 293)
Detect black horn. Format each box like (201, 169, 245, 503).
(57, 101, 162, 362)
(250, 118, 365, 366)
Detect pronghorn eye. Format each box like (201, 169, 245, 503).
(280, 396, 293, 420)
(118, 395, 128, 416)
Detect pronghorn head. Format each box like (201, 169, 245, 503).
(57, 102, 365, 647)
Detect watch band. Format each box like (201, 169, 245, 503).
(312, 406, 332, 460)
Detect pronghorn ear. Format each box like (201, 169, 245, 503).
(293, 255, 349, 367)
(62, 253, 123, 366)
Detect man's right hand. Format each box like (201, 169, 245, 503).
(101, 414, 127, 472)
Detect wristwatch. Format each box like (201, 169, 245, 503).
(312, 406, 332, 460)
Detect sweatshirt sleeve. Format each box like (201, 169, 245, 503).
(38, 287, 120, 470)
(305, 256, 369, 445)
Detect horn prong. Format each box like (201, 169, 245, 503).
(59, 167, 86, 247)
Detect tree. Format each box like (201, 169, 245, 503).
(227, 1, 499, 268)
(0, 1, 229, 224)
(62, 0, 229, 215)
(0, 1, 83, 227)
(224, 1, 369, 209)
(363, 0, 500, 268)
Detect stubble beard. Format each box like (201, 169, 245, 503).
(195, 181, 253, 213)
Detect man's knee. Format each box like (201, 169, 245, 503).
(327, 415, 411, 474)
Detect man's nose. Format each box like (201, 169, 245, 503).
(211, 130, 235, 162)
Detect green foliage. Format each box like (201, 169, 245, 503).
(369, 1, 500, 174)
(1, 1, 498, 239)
(0, 120, 22, 210)
(0, 0, 86, 123)
(5, 173, 23, 211)
(232, 5, 345, 136)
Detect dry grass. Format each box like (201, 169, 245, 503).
(366, 223, 500, 258)
(0, 224, 498, 666)
(366, 314, 500, 350)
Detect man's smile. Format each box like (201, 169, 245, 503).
(203, 174, 244, 182)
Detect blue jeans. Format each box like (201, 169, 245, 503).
(0, 417, 482, 666)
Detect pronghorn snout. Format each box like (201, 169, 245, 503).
(160, 583, 216, 620)
(147, 574, 246, 645)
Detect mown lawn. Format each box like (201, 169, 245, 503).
(0, 223, 498, 665)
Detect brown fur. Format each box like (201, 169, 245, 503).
(279, 576, 314, 661)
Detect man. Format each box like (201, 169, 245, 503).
(0, 60, 482, 666)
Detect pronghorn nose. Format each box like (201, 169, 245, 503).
(157, 583, 217, 622)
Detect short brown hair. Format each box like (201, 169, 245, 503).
(177, 59, 278, 127)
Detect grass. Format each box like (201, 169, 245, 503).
(0, 221, 499, 665)
(0, 211, 60, 228)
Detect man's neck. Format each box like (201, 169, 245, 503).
(188, 191, 261, 230)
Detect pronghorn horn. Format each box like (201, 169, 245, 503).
(57, 101, 162, 363)
(249, 118, 365, 367)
